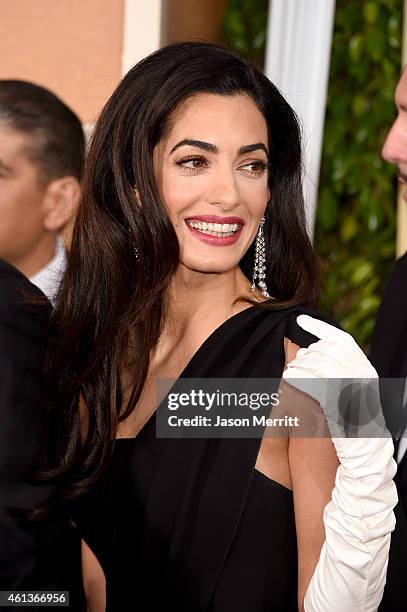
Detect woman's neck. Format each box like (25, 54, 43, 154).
(164, 264, 262, 335)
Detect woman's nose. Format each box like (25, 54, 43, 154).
(206, 169, 240, 210)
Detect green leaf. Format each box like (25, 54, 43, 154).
(349, 34, 363, 61)
(364, 2, 380, 24)
(352, 95, 368, 117)
(359, 295, 380, 314)
(351, 261, 374, 286)
(340, 215, 359, 242)
(365, 29, 386, 62)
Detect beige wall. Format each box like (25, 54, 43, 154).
(0, 0, 124, 123)
(0, 0, 229, 125)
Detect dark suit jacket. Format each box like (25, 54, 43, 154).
(370, 253, 407, 610)
(370, 252, 407, 505)
(0, 259, 84, 608)
(370, 252, 407, 380)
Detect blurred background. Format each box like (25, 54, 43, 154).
(0, 0, 404, 349)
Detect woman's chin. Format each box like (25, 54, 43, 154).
(180, 258, 239, 275)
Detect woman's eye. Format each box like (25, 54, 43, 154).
(176, 157, 207, 173)
(240, 161, 268, 175)
(175, 157, 269, 176)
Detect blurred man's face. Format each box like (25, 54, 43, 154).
(0, 124, 50, 274)
(382, 68, 407, 201)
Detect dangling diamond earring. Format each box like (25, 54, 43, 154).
(251, 216, 270, 298)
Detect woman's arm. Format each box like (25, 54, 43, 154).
(285, 340, 339, 609)
(81, 539, 106, 612)
(289, 434, 339, 610)
(78, 400, 106, 611)
(285, 315, 397, 612)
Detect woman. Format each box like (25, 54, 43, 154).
(51, 42, 396, 611)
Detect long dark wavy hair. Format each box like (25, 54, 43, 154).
(50, 41, 319, 503)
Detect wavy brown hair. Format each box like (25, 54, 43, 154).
(49, 41, 319, 503)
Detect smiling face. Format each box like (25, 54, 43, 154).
(382, 68, 407, 201)
(153, 93, 270, 275)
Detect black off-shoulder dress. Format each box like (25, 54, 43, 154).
(73, 305, 333, 611)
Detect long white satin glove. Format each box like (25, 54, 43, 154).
(282, 315, 398, 612)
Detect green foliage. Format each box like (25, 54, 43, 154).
(221, 0, 402, 349)
(221, 0, 269, 68)
(315, 0, 402, 349)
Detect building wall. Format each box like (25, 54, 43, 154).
(0, 0, 227, 124)
(0, 0, 125, 123)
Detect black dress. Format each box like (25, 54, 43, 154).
(73, 305, 335, 611)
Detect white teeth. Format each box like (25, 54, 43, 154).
(186, 219, 242, 237)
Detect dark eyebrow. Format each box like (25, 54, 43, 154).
(238, 143, 269, 157)
(170, 139, 217, 154)
(170, 139, 269, 157)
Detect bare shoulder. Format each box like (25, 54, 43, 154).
(284, 337, 300, 366)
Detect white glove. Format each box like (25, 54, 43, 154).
(283, 315, 398, 612)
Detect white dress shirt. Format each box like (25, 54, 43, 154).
(29, 235, 66, 305)
(397, 380, 407, 463)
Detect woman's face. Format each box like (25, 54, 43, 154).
(153, 92, 270, 274)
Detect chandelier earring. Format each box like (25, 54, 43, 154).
(251, 216, 270, 298)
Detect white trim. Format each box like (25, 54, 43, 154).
(121, 0, 162, 75)
(265, 0, 336, 237)
(82, 122, 95, 146)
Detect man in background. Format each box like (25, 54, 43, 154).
(370, 66, 407, 505)
(0, 80, 85, 607)
(0, 80, 84, 303)
(370, 66, 407, 610)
